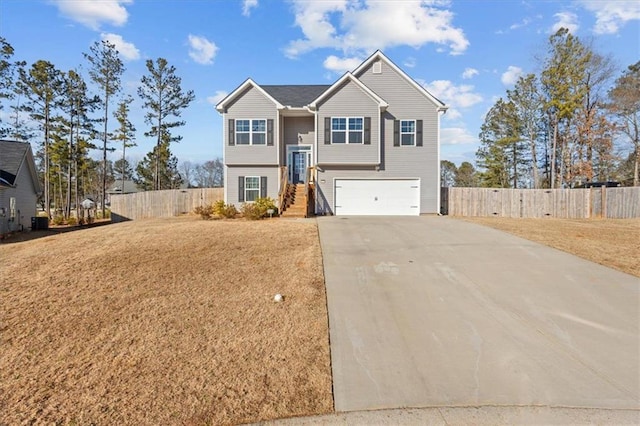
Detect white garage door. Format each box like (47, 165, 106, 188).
(334, 179, 420, 216)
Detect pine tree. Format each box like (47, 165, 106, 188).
(137, 58, 194, 190)
(113, 96, 136, 194)
(135, 138, 183, 191)
(84, 40, 124, 217)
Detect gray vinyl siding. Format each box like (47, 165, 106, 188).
(316, 80, 379, 164)
(344, 59, 441, 214)
(224, 86, 278, 165)
(0, 160, 38, 233)
(281, 116, 314, 164)
(225, 165, 279, 207)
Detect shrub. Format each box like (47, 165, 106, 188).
(255, 197, 278, 217)
(66, 216, 78, 226)
(241, 203, 263, 220)
(51, 215, 64, 226)
(212, 200, 238, 219)
(194, 204, 214, 220)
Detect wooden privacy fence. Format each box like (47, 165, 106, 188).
(442, 187, 640, 219)
(110, 188, 224, 222)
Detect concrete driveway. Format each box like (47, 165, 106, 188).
(317, 216, 639, 413)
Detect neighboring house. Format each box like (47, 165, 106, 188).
(106, 179, 140, 204)
(216, 50, 447, 216)
(0, 140, 42, 233)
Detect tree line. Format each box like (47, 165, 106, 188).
(474, 28, 639, 189)
(0, 37, 222, 219)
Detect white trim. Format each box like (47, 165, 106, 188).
(330, 116, 364, 144)
(308, 72, 388, 110)
(352, 50, 447, 110)
(287, 144, 313, 182)
(234, 118, 267, 145)
(400, 119, 417, 146)
(244, 175, 261, 202)
(216, 78, 284, 112)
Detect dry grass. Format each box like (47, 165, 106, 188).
(0, 216, 332, 425)
(460, 217, 640, 278)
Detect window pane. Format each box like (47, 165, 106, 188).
(252, 120, 266, 132)
(401, 120, 415, 132)
(236, 120, 250, 132)
(332, 131, 346, 143)
(348, 132, 363, 143)
(246, 189, 259, 202)
(332, 118, 346, 130)
(236, 133, 250, 145)
(349, 117, 363, 130)
(253, 133, 266, 145)
(245, 176, 259, 189)
(401, 134, 415, 146)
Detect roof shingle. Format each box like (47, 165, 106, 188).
(261, 85, 331, 108)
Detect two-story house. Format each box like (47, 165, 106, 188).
(215, 50, 447, 216)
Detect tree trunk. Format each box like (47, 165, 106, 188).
(551, 120, 558, 189)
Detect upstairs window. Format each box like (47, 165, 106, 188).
(400, 120, 416, 146)
(234, 119, 267, 145)
(332, 117, 363, 144)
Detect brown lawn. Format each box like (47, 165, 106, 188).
(460, 217, 640, 278)
(0, 217, 333, 425)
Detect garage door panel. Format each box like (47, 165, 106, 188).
(335, 179, 420, 216)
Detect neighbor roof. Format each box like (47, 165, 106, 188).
(261, 85, 331, 108)
(0, 140, 30, 186)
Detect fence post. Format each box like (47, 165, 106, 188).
(601, 185, 607, 218)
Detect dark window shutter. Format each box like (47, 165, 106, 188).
(228, 119, 235, 146)
(267, 119, 274, 146)
(238, 176, 244, 202)
(324, 117, 331, 144)
(260, 176, 267, 198)
(416, 120, 423, 147)
(364, 117, 371, 145)
(393, 120, 400, 147)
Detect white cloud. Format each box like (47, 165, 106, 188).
(188, 35, 218, 65)
(550, 11, 579, 34)
(423, 79, 483, 119)
(242, 0, 258, 17)
(207, 90, 228, 105)
(462, 67, 478, 79)
(285, 0, 468, 58)
(323, 55, 363, 74)
(51, 0, 131, 30)
(100, 33, 140, 61)
(578, 0, 640, 34)
(404, 57, 417, 68)
(501, 65, 522, 86)
(441, 127, 476, 145)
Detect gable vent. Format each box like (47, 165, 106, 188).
(372, 61, 382, 74)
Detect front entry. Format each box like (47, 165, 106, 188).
(292, 151, 307, 184)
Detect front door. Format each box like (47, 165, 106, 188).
(292, 151, 307, 184)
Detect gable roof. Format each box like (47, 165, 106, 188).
(261, 85, 330, 108)
(0, 140, 29, 186)
(308, 72, 389, 110)
(0, 140, 41, 193)
(353, 50, 447, 110)
(216, 78, 284, 113)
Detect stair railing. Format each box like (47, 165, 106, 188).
(304, 166, 315, 217)
(278, 166, 289, 215)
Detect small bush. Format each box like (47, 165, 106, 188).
(51, 215, 64, 226)
(255, 197, 278, 217)
(194, 204, 214, 220)
(241, 203, 264, 220)
(212, 200, 238, 219)
(66, 216, 78, 226)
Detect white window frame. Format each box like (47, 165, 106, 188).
(331, 117, 363, 144)
(236, 119, 267, 145)
(400, 119, 416, 146)
(244, 176, 260, 202)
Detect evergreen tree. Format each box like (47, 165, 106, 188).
(455, 162, 479, 187)
(440, 160, 457, 187)
(112, 95, 136, 193)
(137, 58, 194, 190)
(135, 138, 183, 191)
(84, 40, 124, 216)
(17, 60, 63, 217)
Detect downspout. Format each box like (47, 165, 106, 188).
(436, 106, 448, 215)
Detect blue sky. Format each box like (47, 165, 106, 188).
(2, 0, 639, 168)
